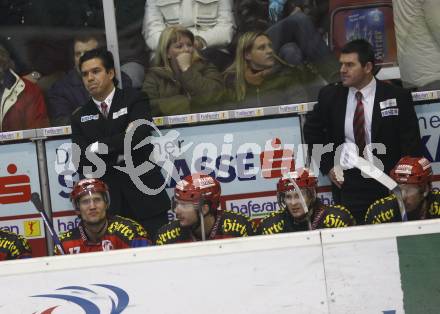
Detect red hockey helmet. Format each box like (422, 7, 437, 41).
(277, 168, 318, 193)
(390, 157, 432, 185)
(174, 173, 221, 212)
(70, 178, 110, 210)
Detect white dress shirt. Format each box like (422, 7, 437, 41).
(92, 87, 116, 115)
(344, 77, 376, 146)
(340, 77, 377, 168)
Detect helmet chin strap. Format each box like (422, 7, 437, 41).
(190, 200, 209, 241)
(199, 208, 206, 241)
(288, 177, 313, 231)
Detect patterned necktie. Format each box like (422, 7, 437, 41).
(100, 102, 108, 118)
(353, 91, 366, 154)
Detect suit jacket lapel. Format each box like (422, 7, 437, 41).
(371, 80, 385, 142)
(84, 98, 100, 115)
(336, 87, 349, 143)
(108, 88, 122, 118)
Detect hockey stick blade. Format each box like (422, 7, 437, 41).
(354, 157, 407, 222)
(31, 192, 44, 212)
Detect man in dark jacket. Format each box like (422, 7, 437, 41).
(47, 34, 132, 126)
(304, 39, 422, 223)
(70, 48, 169, 238)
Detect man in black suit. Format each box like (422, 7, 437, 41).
(304, 39, 422, 224)
(71, 48, 170, 238)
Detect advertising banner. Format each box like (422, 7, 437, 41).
(0, 232, 328, 314)
(0, 142, 46, 256)
(157, 116, 303, 220)
(321, 222, 440, 314)
(47, 117, 304, 224)
(45, 138, 79, 236)
(1, 221, 439, 313)
(416, 102, 440, 175)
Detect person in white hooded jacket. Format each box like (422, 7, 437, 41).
(142, 0, 234, 51)
(393, 0, 440, 90)
(142, 0, 235, 71)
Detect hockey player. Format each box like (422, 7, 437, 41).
(155, 173, 255, 245)
(257, 168, 356, 235)
(0, 230, 31, 260)
(365, 156, 440, 224)
(56, 178, 150, 254)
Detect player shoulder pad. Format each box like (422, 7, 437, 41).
(257, 210, 286, 235)
(155, 220, 181, 245)
(108, 215, 148, 240)
(59, 229, 74, 241)
(114, 216, 148, 237)
(428, 190, 440, 218)
(365, 195, 400, 224)
(318, 204, 356, 228)
(221, 210, 254, 236)
(223, 210, 251, 220)
(259, 210, 284, 225)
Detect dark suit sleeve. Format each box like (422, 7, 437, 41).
(99, 89, 151, 154)
(71, 109, 93, 155)
(303, 87, 334, 175)
(397, 89, 422, 157)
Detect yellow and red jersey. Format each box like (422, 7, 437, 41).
(155, 210, 255, 245)
(0, 230, 32, 260)
(56, 215, 150, 255)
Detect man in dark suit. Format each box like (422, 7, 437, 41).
(70, 48, 170, 238)
(304, 39, 422, 224)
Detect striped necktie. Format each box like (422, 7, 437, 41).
(353, 91, 366, 154)
(100, 102, 108, 118)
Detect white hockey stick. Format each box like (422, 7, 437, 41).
(353, 156, 408, 222)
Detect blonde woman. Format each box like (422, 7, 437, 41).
(142, 26, 224, 115)
(223, 31, 316, 109)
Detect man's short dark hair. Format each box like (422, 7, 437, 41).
(341, 39, 375, 67)
(79, 48, 118, 85)
(73, 33, 105, 49)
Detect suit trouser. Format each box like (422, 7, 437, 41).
(102, 168, 171, 239)
(333, 169, 388, 225)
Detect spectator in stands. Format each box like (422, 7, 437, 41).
(223, 32, 315, 109)
(393, 0, 440, 90)
(142, 26, 223, 115)
(47, 34, 132, 126)
(155, 173, 255, 245)
(266, 0, 339, 83)
(365, 157, 440, 224)
(234, 0, 270, 34)
(142, 0, 235, 71)
(0, 44, 49, 131)
(0, 0, 148, 89)
(80, 0, 149, 88)
(56, 178, 150, 254)
(0, 229, 32, 260)
(257, 168, 355, 235)
(46, 34, 100, 126)
(70, 48, 170, 239)
(304, 39, 422, 224)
